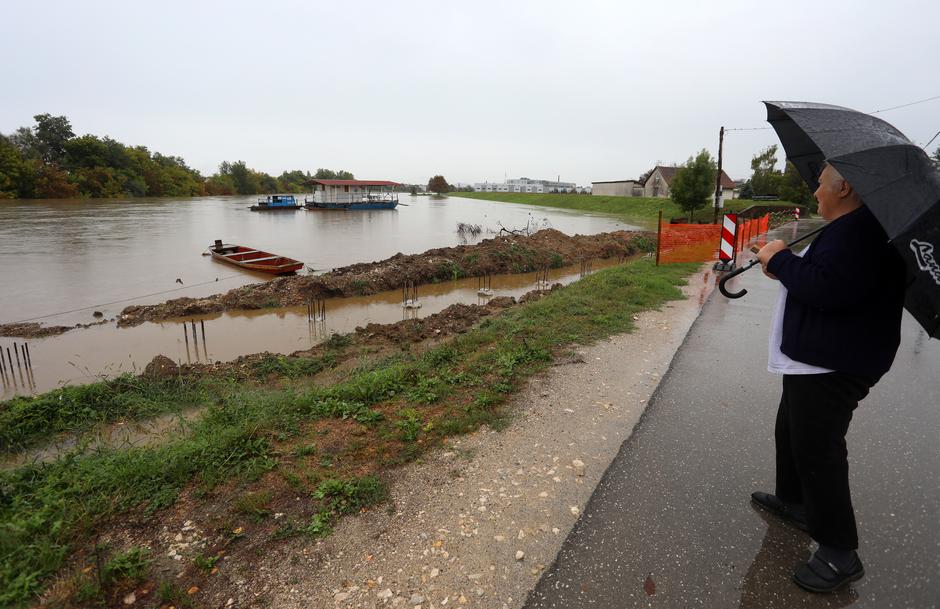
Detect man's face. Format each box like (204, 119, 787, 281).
(814, 166, 841, 221)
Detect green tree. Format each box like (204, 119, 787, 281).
(32, 113, 75, 164)
(669, 149, 716, 222)
(738, 180, 754, 200)
(749, 145, 782, 196)
(0, 135, 30, 198)
(313, 168, 354, 180)
(427, 175, 450, 194)
(220, 160, 262, 195)
(932, 145, 940, 166)
(63, 134, 110, 169)
(278, 169, 311, 192)
(258, 172, 279, 193)
(777, 161, 815, 210)
(33, 162, 79, 198)
(8, 126, 42, 160)
(205, 174, 237, 195)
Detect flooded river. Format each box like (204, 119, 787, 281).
(0, 195, 645, 397)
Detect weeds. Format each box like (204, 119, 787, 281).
(235, 491, 272, 521)
(314, 476, 387, 515)
(193, 553, 221, 573)
(301, 510, 332, 538)
(395, 408, 423, 441)
(253, 354, 336, 379)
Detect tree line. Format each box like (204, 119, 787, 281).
(0, 114, 354, 199)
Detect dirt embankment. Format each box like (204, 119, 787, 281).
(116, 229, 651, 327)
(0, 318, 111, 339)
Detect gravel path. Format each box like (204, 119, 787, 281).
(244, 265, 714, 609)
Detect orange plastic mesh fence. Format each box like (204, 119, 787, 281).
(737, 214, 771, 252)
(658, 222, 722, 264)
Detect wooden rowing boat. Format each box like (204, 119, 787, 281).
(209, 240, 304, 275)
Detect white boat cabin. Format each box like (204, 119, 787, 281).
(302, 179, 400, 204)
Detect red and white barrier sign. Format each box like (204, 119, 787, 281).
(719, 213, 737, 262)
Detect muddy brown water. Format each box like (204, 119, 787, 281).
(0, 189, 647, 399)
(1, 258, 623, 397)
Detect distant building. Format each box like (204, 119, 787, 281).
(591, 180, 642, 197)
(592, 165, 736, 200)
(473, 177, 580, 194)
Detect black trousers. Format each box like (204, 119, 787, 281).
(774, 372, 872, 550)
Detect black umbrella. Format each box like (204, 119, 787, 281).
(719, 100, 940, 338)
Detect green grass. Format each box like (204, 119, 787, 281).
(0, 258, 698, 606)
(253, 353, 337, 379)
(0, 374, 226, 454)
(446, 192, 796, 225)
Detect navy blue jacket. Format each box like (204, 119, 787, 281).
(766, 205, 906, 383)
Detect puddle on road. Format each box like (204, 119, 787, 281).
(1, 256, 630, 398)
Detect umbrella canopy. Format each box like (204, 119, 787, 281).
(764, 100, 940, 338)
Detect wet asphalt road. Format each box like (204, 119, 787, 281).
(525, 220, 940, 609)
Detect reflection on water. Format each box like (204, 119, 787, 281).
(1, 256, 629, 398)
(0, 195, 641, 328)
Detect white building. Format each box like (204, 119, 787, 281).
(473, 177, 580, 193)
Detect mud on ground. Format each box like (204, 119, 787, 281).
(116, 229, 651, 327)
(0, 318, 111, 339)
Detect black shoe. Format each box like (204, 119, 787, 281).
(750, 491, 809, 532)
(793, 550, 864, 593)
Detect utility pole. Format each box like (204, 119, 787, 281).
(713, 126, 725, 224)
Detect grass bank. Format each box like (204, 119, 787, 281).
(446, 192, 796, 223)
(0, 258, 698, 608)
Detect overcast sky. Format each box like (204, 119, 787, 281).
(3, 0, 939, 186)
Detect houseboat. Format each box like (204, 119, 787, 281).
(249, 194, 301, 211)
(302, 179, 401, 210)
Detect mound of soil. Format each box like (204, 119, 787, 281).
(355, 302, 497, 344)
(143, 354, 179, 379)
(117, 229, 651, 327)
(0, 318, 112, 339)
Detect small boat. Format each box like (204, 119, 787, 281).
(208, 240, 304, 275)
(249, 194, 301, 211)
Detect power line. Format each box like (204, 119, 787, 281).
(869, 94, 940, 114)
(4, 273, 245, 326)
(724, 94, 940, 132)
(923, 130, 940, 150)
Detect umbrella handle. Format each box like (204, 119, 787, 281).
(718, 224, 826, 299)
(718, 260, 760, 299)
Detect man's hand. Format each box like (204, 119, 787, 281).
(757, 239, 787, 280)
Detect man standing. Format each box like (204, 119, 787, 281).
(752, 164, 906, 592)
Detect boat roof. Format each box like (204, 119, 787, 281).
(302, 179, 401, 187)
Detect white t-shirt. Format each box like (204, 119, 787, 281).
(767, 246, 834, 375)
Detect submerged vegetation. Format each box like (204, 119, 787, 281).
(0, 113, 355, 199)
(0, 258, 697, 607)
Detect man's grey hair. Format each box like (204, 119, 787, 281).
(821, 163, 847, 190)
